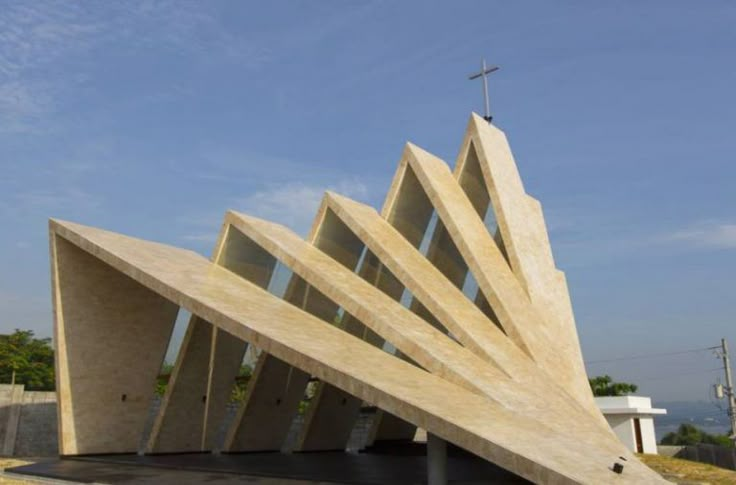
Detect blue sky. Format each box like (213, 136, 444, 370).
(0, 1, 734, 403)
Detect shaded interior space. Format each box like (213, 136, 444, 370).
(8, 442, 530, 484)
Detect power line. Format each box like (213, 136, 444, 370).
(585, 346, 719, 365)
(633, 368, 723, 382)
(660, 409, 730, 420)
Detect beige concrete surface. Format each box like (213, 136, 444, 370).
(456, 113, 592, 409)
(49, 113, 667, 483)
(220, 223, 353, 453)
(225, 212, 509, 394)
(220, 228, 316, 453)
(147, 222, 254, 454)
(299, 197, 418, 448)
(320, 194, 607, 421)
(390, 140, 601, 415)
(295, 201, 406, 451)
(223, 213, 622, 445)
(51, 234, 177, 455)
(323, 193, 613, 437)
(49, 220, 665, 483)
(292, 203, 372, 452)
(324, 192, 518, 367)
(147, 316, 214, 453)
(224, 353, 309, 451)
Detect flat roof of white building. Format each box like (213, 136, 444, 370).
(595, 396, 667, 416)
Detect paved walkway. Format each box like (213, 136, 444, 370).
(7, 449, 530, 484)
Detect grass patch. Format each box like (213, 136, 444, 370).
(638, 453, 736, 484)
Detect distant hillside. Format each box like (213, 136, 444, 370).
(654, 401, 731, 439)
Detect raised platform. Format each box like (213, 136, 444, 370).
(8, 445, 530, 484)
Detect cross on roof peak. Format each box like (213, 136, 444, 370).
(468, 58, 499, 123)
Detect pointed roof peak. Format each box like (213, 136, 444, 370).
(468, 112, 505, 137)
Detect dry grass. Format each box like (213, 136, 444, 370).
(638, 453, 736, 484)
(0, 459, 37, 484)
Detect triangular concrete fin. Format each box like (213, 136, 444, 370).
(50, 219, 665, 483)
(49, 111, 668, 482)
(462, 113, 592, 408)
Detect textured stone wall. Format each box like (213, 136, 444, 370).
(14, 391, 57, 456)
(0, 384, 57, 457)
(0, 386, 15, 446)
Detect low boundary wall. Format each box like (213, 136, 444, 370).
(659, 443, 736, 471)
(0, 384, 57, 457)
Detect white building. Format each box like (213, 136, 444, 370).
(595, 396, 667, 454)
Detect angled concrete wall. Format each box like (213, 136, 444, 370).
(49, 113, 666, 483)
(51, 234, 177, 455)
(49, 219, 665, 483)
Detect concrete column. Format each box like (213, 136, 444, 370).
(427, 433, 447, 485)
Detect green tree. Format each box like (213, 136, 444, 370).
(0, 329, 55, 391)
(154, 362, 254, 401)
(229, 364, 253, 403)
(588, 375, 638, 397)
(660, 423, 734, 448)
(155, 362, 174, 396)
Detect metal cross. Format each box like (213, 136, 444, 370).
(468, 58, 499, 123)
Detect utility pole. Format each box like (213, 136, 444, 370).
(718, 338, 736, 440)
(468, 59, 499, 123)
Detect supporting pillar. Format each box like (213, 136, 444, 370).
(427, 433, 447, 485)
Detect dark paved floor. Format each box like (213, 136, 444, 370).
(7, 445, 530, 484)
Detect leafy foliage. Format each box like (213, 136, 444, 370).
(154, 361, 318, 414)
(588, 375, 638, 397)
(660, 423, 734, 448)
(155, 362, 174, 396)
(229, 364, 252, 403)
(155, 362, 254, 402)
(0, 329, 55, 391)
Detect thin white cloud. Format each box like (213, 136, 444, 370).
(0, 2, 271, 133)
(179, 179, 370, 243)
(0, 2, 270, 75)
(181, 233, 218, 244)
(18, 188, 99, 210)
(0, 3, 98, 133)
(233, 180, 369, 236)
(0, 187, 101, 219)
(0, 3, 101, 77)
(667, 222, 736, 249)
(0, 80, 55, 134)
(0, 290, 21, 307)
